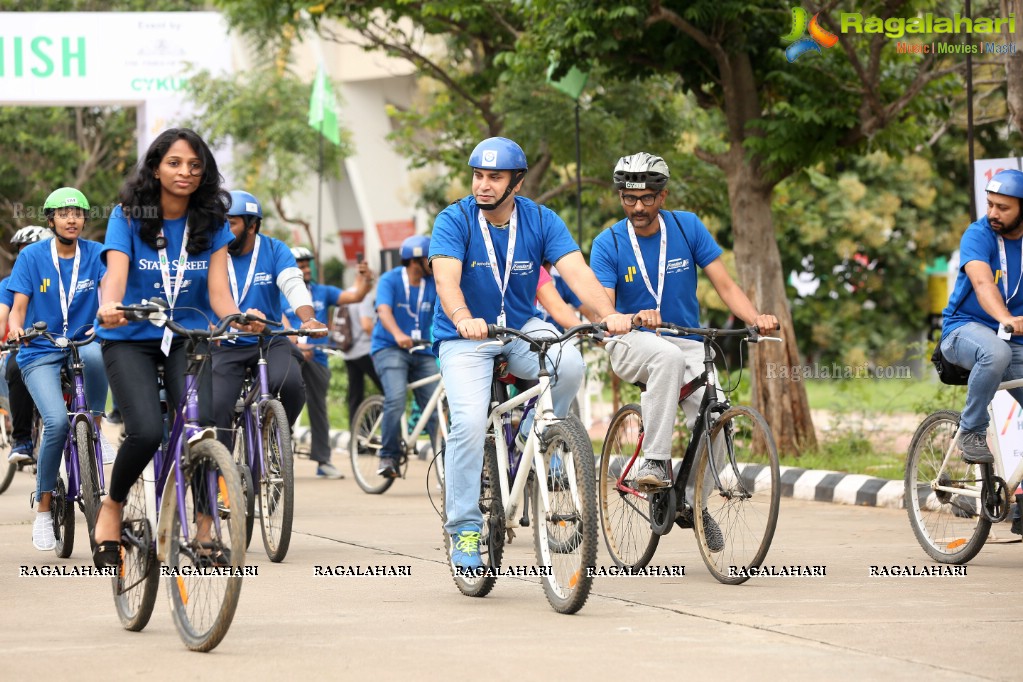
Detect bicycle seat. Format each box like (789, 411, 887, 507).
(493, 355, 538, 391)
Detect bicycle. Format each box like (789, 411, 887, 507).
(2, 322, 107, 557)
(442, 322, 604, 614)
(598, 323, 782, 585)
(0, 350, 42, 496)
(221, 326, 307, 562)
(349, 341, 448, 494)
(906, 354, 1023, 564)
(109, 299, 247, 652)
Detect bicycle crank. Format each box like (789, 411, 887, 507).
(980, 464, 1010, 523)
(648, 486, 677, 536)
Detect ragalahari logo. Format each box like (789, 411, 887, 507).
(782, 7, 839, 62)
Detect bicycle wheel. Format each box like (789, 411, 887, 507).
(75, 421, 101, 550)
(692, 405, 780, 585)
(232, 424, 256, 549)
(0, 461, 13, 495)
(259, 399, 294, 562)
(52, 476, 75, 558)
(113, 474, 159, 631)
(166, 439, 245, 652)
(430, 397, 448, 492)
(443, 435, 505, 598)
(598, 403, 658, 569)
(0, 399, 14, 495)
(532, 417, 597, 614)
(905, 410, 990, 564)
(349, 395, 394, 494)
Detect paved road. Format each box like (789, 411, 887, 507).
(1, 446, 1018, 680)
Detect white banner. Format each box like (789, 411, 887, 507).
(973, 157, 1023, 221)
(990, 390, 1023, 481)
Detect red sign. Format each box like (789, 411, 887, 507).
(338, 230, 366, 262)
(376, 220, 415, 249)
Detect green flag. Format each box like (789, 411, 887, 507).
(308, 65, 341, 146)
(546, 61, 588, 101)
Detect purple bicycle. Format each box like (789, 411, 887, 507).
(2, 322, 105, 558)
(111, 299, 247, 652)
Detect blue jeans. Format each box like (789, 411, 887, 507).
(372, 346, 438, 461)
(21, 344, 107, 500)
(439, 317, 584, 534)
(942, 322, 1023, 433)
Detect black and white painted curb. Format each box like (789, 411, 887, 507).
(777, 465, 905, 509)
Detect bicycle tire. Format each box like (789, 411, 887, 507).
(905, 410, 990, 564)
(430, 396, 448, 492)
(52, 476, 75, 558)
(0, 400, 13, 495)
(532, 417, 597, 614)
(598, 403, 659, 569)
(113, 474, 159, 632)
(166, 439, 246, 652)
(0, 462, 13, 495)
(232, 423, 256, 550)
(692, 405, 780, 585)
(349, 395, 394, 494)
(445, 435, 505, 598)
(259, 399, 294, 562)
(75, 421, 101, 550)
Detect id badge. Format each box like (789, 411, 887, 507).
(999, 326, 1012, 341)
(297, 335, 309, 345)
(496, 312, 507, 328)
(411, 329, 422, 341)
(161, 327, 173, 356)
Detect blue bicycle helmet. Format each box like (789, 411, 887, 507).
(468, 137, 528, 210)
(228, 190, 262, 217)
(467, 137, 528, 171)
(400, 235, 431, 260)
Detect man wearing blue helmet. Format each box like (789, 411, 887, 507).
(371, 234, 438, 478)
(429, 136, 632, 570)
(210, 190, 322, 456)
(940, 169, 1023, 464)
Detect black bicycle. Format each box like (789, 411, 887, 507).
(598, 323, 782, 585)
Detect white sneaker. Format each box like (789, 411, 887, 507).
(99, 432, 117, 465)
(33, 511, 56, 551)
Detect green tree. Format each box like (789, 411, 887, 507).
(527, 0, 983, 453)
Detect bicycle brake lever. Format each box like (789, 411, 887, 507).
(475, 339, 506, 352)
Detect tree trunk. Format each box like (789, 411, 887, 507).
(1002, 0, 1023, 133)
(723, 151, 817, 454)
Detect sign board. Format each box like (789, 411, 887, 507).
(991, 390, 1023, 480)
(0, 12, 231, 154)
(973, 157, 1023, 221)
(376, 220, 415, 249)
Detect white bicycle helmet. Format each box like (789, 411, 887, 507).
(11, 226, 53, 245)
(612, 153, 670, 191)
(291, 246, 314, 261)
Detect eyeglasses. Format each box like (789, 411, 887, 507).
(620, 193, 659, 206)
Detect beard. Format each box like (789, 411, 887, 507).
(992, 214, 1023, 235)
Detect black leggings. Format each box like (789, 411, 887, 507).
(211, 337, 306, 451)
(102, 339, 213, 503)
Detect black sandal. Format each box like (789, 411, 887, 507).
(93, 541, 122, 570)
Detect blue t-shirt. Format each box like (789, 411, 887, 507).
(8, 238, 106, 365)
(282, 282, 343, 367)
(223, 236, 297, 348)
(943, 216, 1023, 344)
(370, 266, 437, 355)
(0, 276, 13, 308)
(429, 195, 579, 343)
(590, 210, 723, 338)
(97, 205, 234, 342)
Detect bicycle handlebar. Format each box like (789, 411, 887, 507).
(1, 320, 97, 351)
(486, 322, 607, 348)
(654, 323, 782, 343)
(117, 298, 261, 341)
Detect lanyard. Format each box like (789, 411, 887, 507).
(401, 266, 426, 332)
(49, 238, 81, 335)
(626, 214, 667, 312)
(476, 207, 518, 320)
(158, 224, 190, 312)
(997, 235, 1023, 305)
(228, 235, 261, 306)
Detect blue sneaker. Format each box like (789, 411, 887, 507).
(449, 527, 483, 570)
(8, 440, 33, 464)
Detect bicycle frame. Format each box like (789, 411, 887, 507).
(926, 377, 1023, 505)
(366, 372, 448, 459)
(60, 345, 106, 502)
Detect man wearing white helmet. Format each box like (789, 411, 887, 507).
(283, 246, 374, 479)
(1, 227, 53, 463)
(590, 152, 778, 548)
(939, 169, 1023, 465)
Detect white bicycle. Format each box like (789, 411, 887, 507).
(906, 376, 1023, 563)
(442, 322, 605, 615)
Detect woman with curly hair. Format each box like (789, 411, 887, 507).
(91, 128, 255, 567)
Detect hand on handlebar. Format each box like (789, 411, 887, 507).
(98, 301, 128, 328)
(632, 309, 661, 331)
(235, 308, 267, 334)
(753, 314, 780, 334)
(456, 317, 489, 341)
(5, 325, 26, 343)
(1001, 317, 1023, 336)
(299, 317, 328, 338)
(601, 312, 632, 336)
